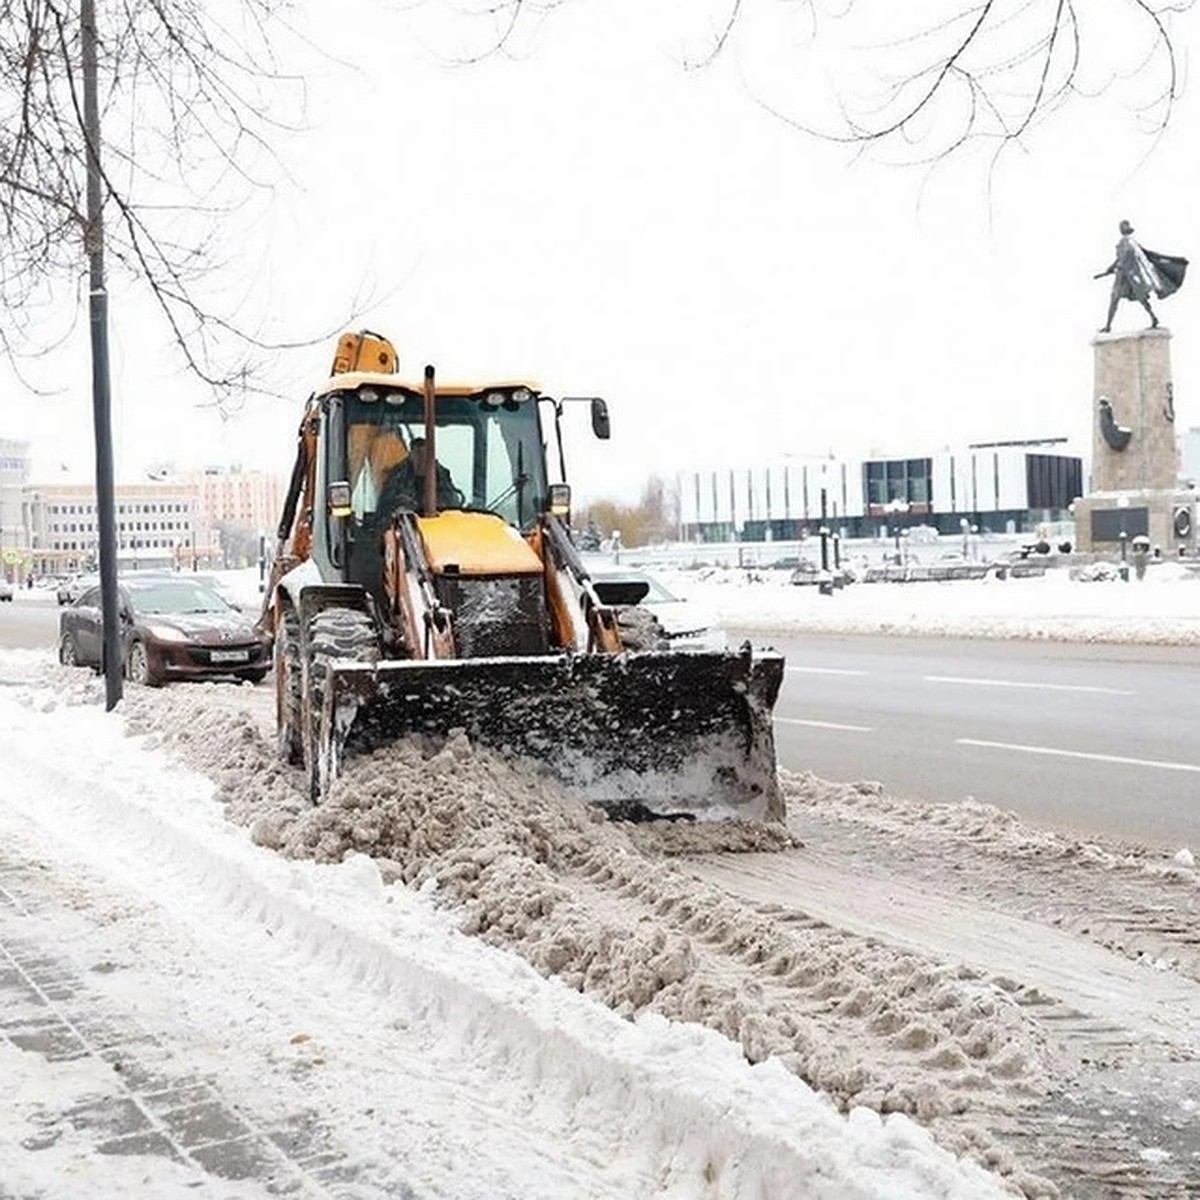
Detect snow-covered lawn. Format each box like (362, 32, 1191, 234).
(662, 561, 1200, 645)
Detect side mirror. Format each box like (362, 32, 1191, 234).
(591, 398, 610, 440)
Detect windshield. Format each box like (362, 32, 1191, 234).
(127, 583, 233, 615)
(338, 386, 549, 531)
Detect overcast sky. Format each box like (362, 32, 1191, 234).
(3, 0, 1199, 502)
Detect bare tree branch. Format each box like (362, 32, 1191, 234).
(0, 0, 329, 413)
(436, 0, 1192, 161)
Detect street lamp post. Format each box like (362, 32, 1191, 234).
(819, 487, 830, 574)
(82, 0, 122, 710)
(885, 498, 911, 565)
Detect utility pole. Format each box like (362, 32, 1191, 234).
(818, 487, 830, 573)
(82, 0, 122, 709)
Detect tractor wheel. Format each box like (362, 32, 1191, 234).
(275, 603, 305, 766)
(305, 607, 380, 801)
(615, 605, 669, 652)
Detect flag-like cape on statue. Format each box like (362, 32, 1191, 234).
(1112, 234, 1187, 304)
(1144, 248, 1188, 299)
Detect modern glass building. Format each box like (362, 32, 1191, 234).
(677, 438, 1082, 542)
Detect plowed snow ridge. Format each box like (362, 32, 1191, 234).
(0, 659, 1008, 1200)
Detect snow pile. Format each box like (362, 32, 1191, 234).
(118, 682, 1055, 1193)
(0, 661, 1018, 1199)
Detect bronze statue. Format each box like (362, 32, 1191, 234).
(1094, 220, 1187, 333)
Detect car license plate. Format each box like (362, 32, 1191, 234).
(210, 649, 250, 664)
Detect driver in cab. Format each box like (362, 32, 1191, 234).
(377, 437, 464, 517)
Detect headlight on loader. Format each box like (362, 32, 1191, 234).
(548, 483, 571, 518)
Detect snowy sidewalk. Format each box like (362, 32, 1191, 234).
(0, 848, 379, 1199)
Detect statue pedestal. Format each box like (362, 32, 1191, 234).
(1072, 488, 1196, 556)
(1090, 328, 1175, 491)
(1074, 328, 1196, 555)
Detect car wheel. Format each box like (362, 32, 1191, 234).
(238, 668, 269, 685)
(58, 633, 80, 668)
(124, 640, 159, 687)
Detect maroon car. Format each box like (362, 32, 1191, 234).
(58, 576, 271, 686)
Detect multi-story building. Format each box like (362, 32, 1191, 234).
(180, 466, 286, 557)
(26, 482, 207, 576)
(147, 463, 285, 533)
(0, 438, 33, 582)
(4, 463, 286, 579)
(677, 437, 1083, 542)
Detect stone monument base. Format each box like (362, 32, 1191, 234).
(1072, 489, 1198, 556)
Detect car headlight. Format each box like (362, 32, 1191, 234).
(143, 623, 189, 643)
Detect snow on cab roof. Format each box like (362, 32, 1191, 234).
(311, 371, 542, 399)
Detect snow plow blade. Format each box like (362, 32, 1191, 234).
(317, 648, 786, 821)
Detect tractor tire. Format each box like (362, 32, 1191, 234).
(305, 607, 380, 801)
(275, 603, 304, 766)
(615, 605, 669, 652)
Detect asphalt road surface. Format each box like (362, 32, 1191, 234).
(5, 596, 1196, 849)
(735, 628, 1200, 851)
(0, 591, 60, 650)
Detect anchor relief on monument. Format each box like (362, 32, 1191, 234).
(1097, 397, 1132, 452)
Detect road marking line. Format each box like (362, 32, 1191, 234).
(957, 738, 1200, 773)
(776, 717, 873, 733)
(786, 666, 869, 677)
(926, 675, 1134, 696)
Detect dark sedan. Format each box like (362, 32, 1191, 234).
(58, 576, 271, 686)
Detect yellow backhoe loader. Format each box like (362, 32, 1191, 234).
(260, 331, 784, 820)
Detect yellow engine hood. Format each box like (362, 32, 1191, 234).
(417, 510, 542, 576)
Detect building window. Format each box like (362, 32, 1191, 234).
(863, 458, 931, 509)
